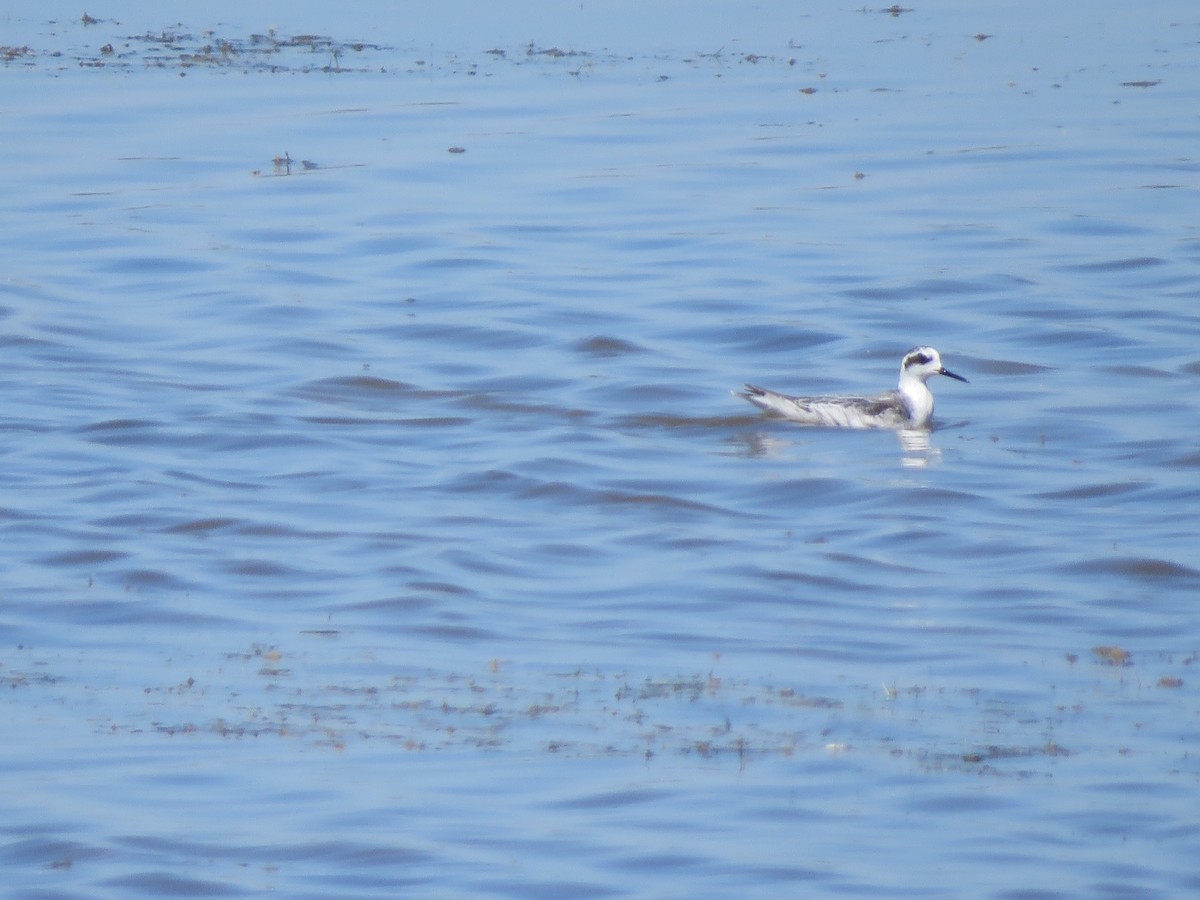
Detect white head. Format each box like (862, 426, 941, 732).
(899, 346, 968, 386)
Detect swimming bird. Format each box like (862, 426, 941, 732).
(735, 346, 967, 429)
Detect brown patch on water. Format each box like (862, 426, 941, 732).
(1092, 645, 1131, 666)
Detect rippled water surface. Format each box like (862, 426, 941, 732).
(3, 2, 1200, 896)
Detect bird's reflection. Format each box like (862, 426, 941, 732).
(897, 428, 941, 467)
(727, 425, 947, 466)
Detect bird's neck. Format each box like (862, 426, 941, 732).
(898, 379, 934, 425)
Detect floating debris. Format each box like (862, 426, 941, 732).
(1092, 645, 1132, 667)
(253, 152, 324, 177)
(1, 45, 34, 62)
(23, 22, 390, 73)
(525, 42, 588, 59)
(5, 18, 814, 79)
(961, 740, 1070, 765)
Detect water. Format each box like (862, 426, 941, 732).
(3, 2, 1200, 896)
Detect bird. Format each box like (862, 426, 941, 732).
(735, 346, 967, 430)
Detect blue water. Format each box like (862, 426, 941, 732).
(3, 2, 1200, 897)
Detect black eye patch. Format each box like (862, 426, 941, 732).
(906, 352, 932, 366)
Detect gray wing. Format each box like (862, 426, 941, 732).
(736, 385, 909, 428)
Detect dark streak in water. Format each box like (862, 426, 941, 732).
(1031, 481, 1147, 501)
(1058, 256, 1165, 272)
(1061, 556, 1200, 581)
(574, 335, 648, 357)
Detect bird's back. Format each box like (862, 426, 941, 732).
(737, 385, 911, 428)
